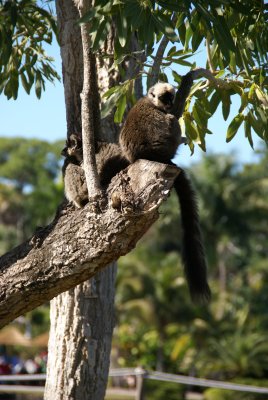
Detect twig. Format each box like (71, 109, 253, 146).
(148, 14, 177, 88)
(148, 36, 170, 87)
(191, 68, 232, 89)
(74, 0, 102, 199)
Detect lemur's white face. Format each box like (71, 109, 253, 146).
(147, 83, 175, 112)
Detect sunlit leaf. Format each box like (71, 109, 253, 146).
(114, 94, 127, 123)
(244, 115, 254, 149)
(226, 113, 244, 142)
(153, 11, 179, 42)
(116, 9, 128, 47)
(209, 90, 221, 114)
(35, 71, 42, 99)
(91, 18, 110, 51)
(221, 90, 231, 121)
(184, 112, 198, 141)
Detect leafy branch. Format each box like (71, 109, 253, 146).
(0, 0, 59, 99)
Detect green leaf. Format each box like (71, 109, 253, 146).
(260, 67, 266, 86)
(214, 15, 236, 52)
(139, 10, 155, 47)
(192, 106, 203, 128)
(248, 111, 265, 139)
(167, 46, 177, 57)
(244, 115, 254, 149)
(158, 72, 168, 82)
(1, 33, 12, 65)
(79, 8, 99, 24)
(177, 24, 186, 45)
(176, 59, 194, 67)
(255, 88, 268, 109)
(91, 18, 110, 51)
(193, 2, 214, 25)
(26, 66, 35, 86)
(88, 16, 103, 35)
(101, 91, 122, 119)
(156, 0, 184, 12)
(94, 0, 111, 7)
(226, 113, 244, 143)
(256, 107, 267, 125)
(20, 72, 31, 94)
(171, 70, 181, 84)
(184, 113, 198, 141)
(35, 71, 42, 99)
(191, 29, 203, 52)
(4, 80, 12, 100)
(103, 86, 120, 99)
(248, 83, 256, 101)
(114, 94, 127, 123)
(209, 90, 221, 114)
(184, 23, 192, 50)
(192, 101, 210, 128)
(116, 9, 128, 47)
(153, 12, 179, 42)
(239, 93, 248, 113)
(229, 52, 237, 74)
(10, 3, 18, 26)
(127, 2, 144, 29)
(213, 29, 230, 64)
(10, 70, 19, 100)
(221, 90, 231, 121)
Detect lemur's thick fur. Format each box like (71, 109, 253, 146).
(61, 73, 211, 301)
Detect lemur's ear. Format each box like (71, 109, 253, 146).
(69, 134, 82, 149)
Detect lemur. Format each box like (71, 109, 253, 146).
(61, 72, 211, 301)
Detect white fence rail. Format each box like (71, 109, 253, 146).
(1, 368, 268, 396)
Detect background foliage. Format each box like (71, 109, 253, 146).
(0, 0, 268, 398)
(87, 0, 268, 150)
(1, 138, 268, 399)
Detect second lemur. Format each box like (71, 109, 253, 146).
(62, 134, 129, 207)
(119, 75, 211, 302)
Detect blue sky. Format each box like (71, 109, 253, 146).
(0, 39, 261, 167)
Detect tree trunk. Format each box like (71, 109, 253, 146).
(45, 1, 117, 398)
(45, 268, 117, 399)
(43, 2, 157, 399)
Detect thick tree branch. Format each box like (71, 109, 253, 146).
(0, 160, 179, 329)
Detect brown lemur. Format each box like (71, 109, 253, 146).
(61, 135, 129, 207)
(61, 134, 88, 208)
(61, 71, 210, 301)
(119, 72, 211, 302)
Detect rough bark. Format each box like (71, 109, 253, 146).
(45, 269, 117, 399)
(56, 0, 83, 136)
(0, 160, 179, 328)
